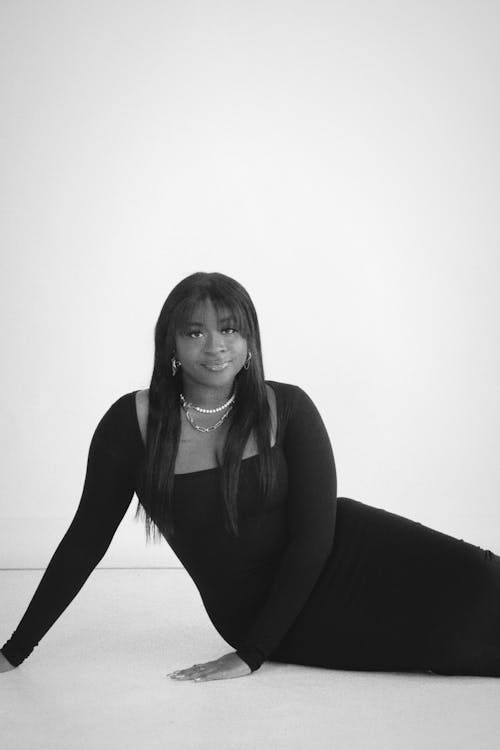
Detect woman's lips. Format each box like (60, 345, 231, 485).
(202, 362, 230, 371)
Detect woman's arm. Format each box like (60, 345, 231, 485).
(235, 384, 337, 672)
(0, 397, 136, 667)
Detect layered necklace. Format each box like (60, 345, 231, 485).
(179, 391, 236, 433)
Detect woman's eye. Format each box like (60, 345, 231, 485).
(187, 328, 237, 338)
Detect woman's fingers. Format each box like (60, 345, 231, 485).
(167, 652, 251, 682)
(168, 662, 213, 680)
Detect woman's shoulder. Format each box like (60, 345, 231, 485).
(91, 390, 140, 456)
(266, 379, 305, 402)
(97, 390, 136, 425)
(266, 381, 320, 426)
(266, 379, 300, 390)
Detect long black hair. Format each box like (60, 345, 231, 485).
(133, 271, 278, 542)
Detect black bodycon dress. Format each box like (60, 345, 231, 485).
(2, 380, 500, 676)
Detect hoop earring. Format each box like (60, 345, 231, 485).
(243, 351, 252, 370)
(171, 356, 181, 376)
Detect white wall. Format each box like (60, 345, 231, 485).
(1, 0, 498, 568)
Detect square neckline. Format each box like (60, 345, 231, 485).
(131, 380, 281, 478)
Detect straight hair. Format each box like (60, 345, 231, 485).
(133, 271, 278, 542)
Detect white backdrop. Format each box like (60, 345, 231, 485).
(0, 0, 498, 569)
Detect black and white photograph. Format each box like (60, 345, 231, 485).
(1, 1, 499, 748)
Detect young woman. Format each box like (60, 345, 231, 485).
(2, 271, 500, 680)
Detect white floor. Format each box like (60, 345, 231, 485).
(1, 569, 499, 750)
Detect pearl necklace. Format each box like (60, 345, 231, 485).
(179, 391, 236, 433)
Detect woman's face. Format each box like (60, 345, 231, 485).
(174, 298, 249, 389)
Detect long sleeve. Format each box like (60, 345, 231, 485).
(235, 385, 337, 672)
(0, 396, 136, 667)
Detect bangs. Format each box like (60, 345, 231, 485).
(174, 293, 250, 338)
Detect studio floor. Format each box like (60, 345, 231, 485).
(1, 568, 499, 750)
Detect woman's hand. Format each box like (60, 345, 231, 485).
(167, 651, 252, 682)
(0, 652, 16, 673)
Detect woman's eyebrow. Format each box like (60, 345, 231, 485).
(187, 316, 235, 326)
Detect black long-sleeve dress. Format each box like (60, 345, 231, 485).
(2, 380, 500, 675)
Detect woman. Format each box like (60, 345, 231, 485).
(2, 271, 500, 680)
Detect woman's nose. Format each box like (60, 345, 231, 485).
(204, 332, 227, 351)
